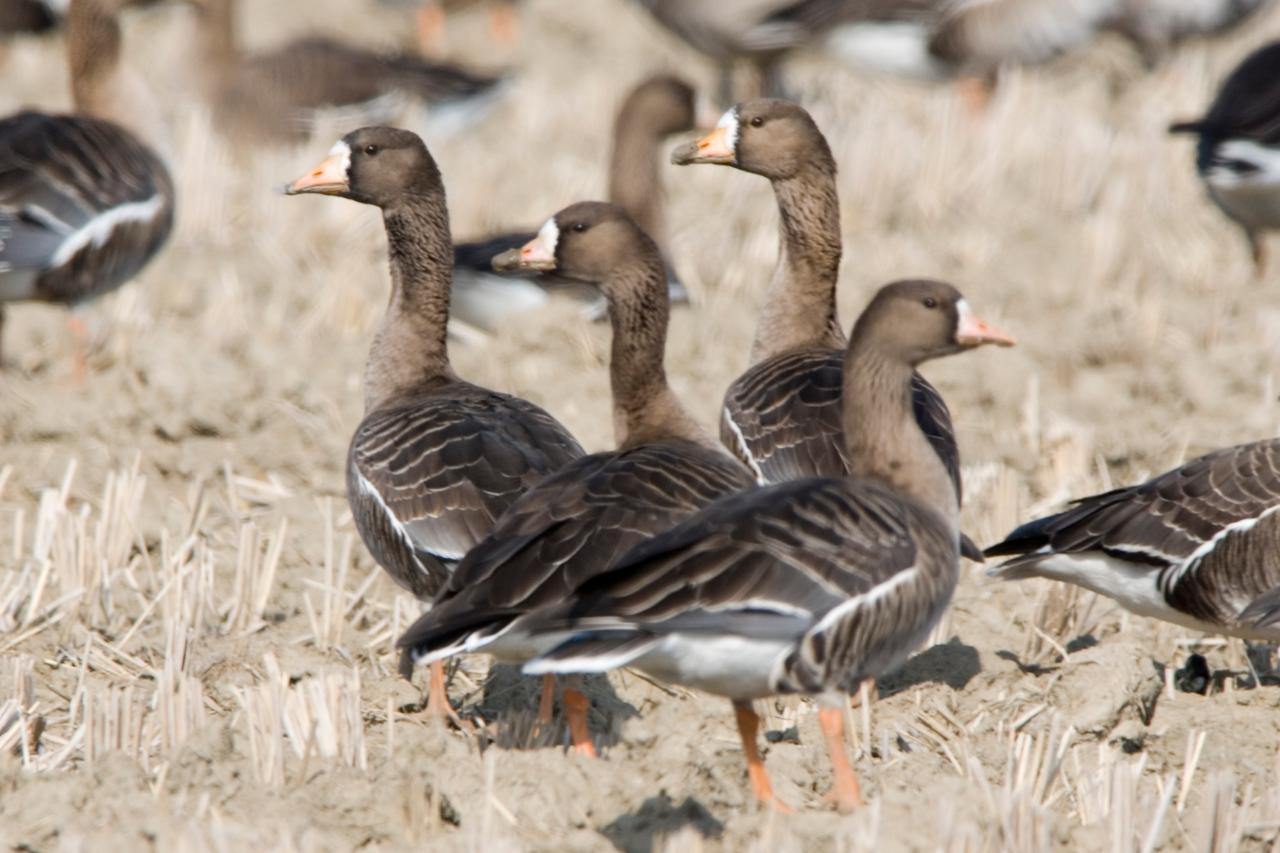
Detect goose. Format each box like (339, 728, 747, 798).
(396, 202, 756, 754)
(285, 126, 584, 718)
(672, 99, 986, 561)
(194, 0, 505, 147)
(0, 0, 174, 371)
(985, 439, 1280, 644)
(521, 280, 1014, 811)
(636, 1, 1117, 106)
(449, 74, 699, 331)
(1169, 41, 1280, 276)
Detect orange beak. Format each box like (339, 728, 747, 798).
(492, 220, 558, 272)
(955, 301, 1016, 348)
(671, 125, 736, 166)
(285, 151, 349, 196)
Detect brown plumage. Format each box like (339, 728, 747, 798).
(397, 203, 753, 750)
(0, 0, 174, 366)
(522, 279, 1014, 811)
(670, 98, 981, 558)
(450, 75, 699, 330)
(285, 126, 583, 714)
(195, 0, 503, 146)
(986, 438, 1280, 640)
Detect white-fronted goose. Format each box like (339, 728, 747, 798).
(985, 439, 1280, 641)
(285, 126, 584, 717)
(0, 0, 174, 368)
(671, 99, 984, 560)
(633, 0, 811, 101)
(1170, 41, 1280, 275)
(523, 280, 1014, 811)
(397, 202, 755, 753)
(195, 0, 504, 147)
(450, 75, 698, 330)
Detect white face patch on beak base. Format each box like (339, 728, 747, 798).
(518, 217, 559, 267)
(717, 107, 740, 151)
(329, 139, 353, 174)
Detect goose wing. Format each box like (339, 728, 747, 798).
(0, 111, 172, 304)
(348, 384, 584, 599)
(721, 349, 963, 502)
(525, 477, 956, 692)
(396, 442, 754, 668)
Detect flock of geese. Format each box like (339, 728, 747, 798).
(3, 0, 1280, 814)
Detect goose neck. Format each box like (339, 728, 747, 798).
(842, 344, 958, 530)
(606, 259, 712, 450)
(608, 123, 665, 250)
(749, 162, 844, 362)
(363, 192, 454, 411)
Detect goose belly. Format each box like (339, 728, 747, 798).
(1205, 140, 1280, 230)
(628, 634, 792, 700)
(449, 270, 549, 330)
(1032, 553, 1227, 635)
(477, 627, 571, 665)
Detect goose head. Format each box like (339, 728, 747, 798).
(285, 126, 443, 207)
(670, 98, 832, 180)
(492, 201, 659, 288)
(852, 279, 1016, 367)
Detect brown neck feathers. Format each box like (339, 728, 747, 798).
(363, 189, 455, 411)
(750, 160, 845, 362)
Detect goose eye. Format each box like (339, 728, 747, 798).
(364, 144, 379, 156)
(750, 116, 764, 128)
(922, 297, 938, 309)
(571, 222, 588, 233)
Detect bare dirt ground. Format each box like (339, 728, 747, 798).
(3, 1, 1280, 850)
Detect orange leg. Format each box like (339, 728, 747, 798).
(66, 314, 89, 384)
(425, 660, 465, 726)
(487, 1, 518, 44)
(819, 707, 865, 812)
(416, 1, 447, 56)
(732, 700, 793, 812)
(536, 673, 555, 725)
(955, 75, 993, 116)
(562, 686, 596, 758)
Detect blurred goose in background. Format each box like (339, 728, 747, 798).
(412, 0, 519, 56)
(985, 439, 1280, 644)
(636, 0, 1119, 105)
(793, 0, 1256, 112)
(1170, 41, 1280, 275)
(1104, 0, 1274, 62)
(631, 0, 816, 102)
(0, 0, 174, 372)
(672, 99, 986, 561)
(193, 0, 505, 147)
(285, 127, 584, 719)
(450, 74, 699, 331)
(523, 280, 1014, 811)
(398, 202, 756, 754)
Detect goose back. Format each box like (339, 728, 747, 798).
(397, 440, 754, 665)
(526, 475, 957, 698)
(986, 439, 1280, 638)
